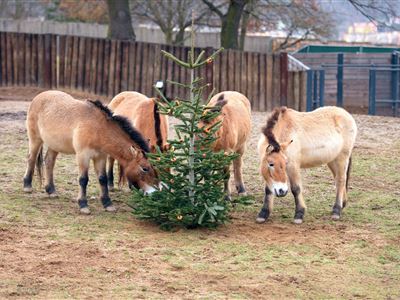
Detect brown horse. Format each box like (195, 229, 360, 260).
(23, 90, 158, 214)
(202, 91, 252, 200)
(256, 106, 357, 224)
(107, 91, 169, 190)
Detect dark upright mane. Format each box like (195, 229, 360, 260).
(87, 100, 150, 153)
(216, 93, 228, 108)
(153, 100, 163, 149)
(262, 107, 287, 152)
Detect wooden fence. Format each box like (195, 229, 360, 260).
(0, 32, 306, 111)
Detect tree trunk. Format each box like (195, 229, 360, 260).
(221, 0, 247, 49)
(106, 0, 136, 41)
(174, 28, 186, 46)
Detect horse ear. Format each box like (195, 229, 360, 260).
(280, 139, 293, 151)
(130, 146, 138, 158)
(266, 144, 274, 154)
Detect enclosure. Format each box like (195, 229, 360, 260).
(0, 86, 399, 298)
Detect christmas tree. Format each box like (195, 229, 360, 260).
(130, 20, 237, 230)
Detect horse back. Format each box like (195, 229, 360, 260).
(27, 90, 105, 154)
(288, 106, 357, 168)
(109, 91, 169, 150)
(210, 91, 252, 152)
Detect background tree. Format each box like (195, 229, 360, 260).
(255, 0, 334, 52)
(45, 0, 108, 24)
(202, 0, 249, 49)
(106, 0, 136, 40)
(130, 0, 213, 46)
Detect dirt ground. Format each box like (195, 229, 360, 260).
(0, 86, 399, 299)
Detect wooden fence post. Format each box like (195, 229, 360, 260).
(280, 52, 288, 107)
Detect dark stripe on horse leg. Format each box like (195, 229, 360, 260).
(78, 175, 89, 208)
(236, 184, 246, 194)
(257, 186, 272, 221)
(292, 184, 305, 221)
(45, 183, 55, 194)
(332, 204, 341, 217)
(99, 174, 112, 208)
(23, 176, 32, 189)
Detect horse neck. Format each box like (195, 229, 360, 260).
(274, 113, 293, 143)
(97, 124, 134, 165)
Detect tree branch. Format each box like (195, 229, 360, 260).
(201, 0, 224, 18)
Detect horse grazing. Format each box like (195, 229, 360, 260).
(107, 91, 169, 190)
(256, 106, 357, 224)
(201, 91, 252, 200)
(23, 90, 158, 214)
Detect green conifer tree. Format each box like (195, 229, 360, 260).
(130, 21, 237, 230)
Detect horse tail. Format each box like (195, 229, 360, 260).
(35, 146, 44, 184)
(346, 155, 352, 191)
(153, 100, 163, 149)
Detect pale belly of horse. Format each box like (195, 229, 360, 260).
(300, 140, 343, 168)
(39, 130, 76, 154)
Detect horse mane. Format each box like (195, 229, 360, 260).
(215, 93, 228, 108)
(87, 99, 150, 153)
(262, 106, 287, 152)
(152, 99, 163, 148)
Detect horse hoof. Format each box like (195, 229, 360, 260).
(256, 217, 266, 223)
(332, 214, 340, 221)
(293, 219, 303, 224)
(23, 187, 33, 193)
(238, 191, 248, 196)
(108, 186, 115, 192)
(105, 205, 116, 212)
(80, 207, 91, 215)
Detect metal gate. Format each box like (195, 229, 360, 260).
(304, 52, 400, 117)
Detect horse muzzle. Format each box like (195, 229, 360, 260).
(272, 182, 288, 197)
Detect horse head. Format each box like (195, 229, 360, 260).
(122, 146, 158, 194)
(260, 140, 293, 197)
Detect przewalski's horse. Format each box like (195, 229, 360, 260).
(202, 91, 252, 200)
(23, 90, 158, 214)
(256, 106, 357, 224)
(107, 91, 169, 190)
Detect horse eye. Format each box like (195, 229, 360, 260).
(268, 163, 274, 168)
(141, 166, 149, 173)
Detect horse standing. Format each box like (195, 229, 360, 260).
(202, 91, 252, 200)
(23, 90, 158, 214)
(107, 91, 169, 190)
(256, 106, 357, 224)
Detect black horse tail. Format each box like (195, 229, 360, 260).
(35, 146, 44, 185)
(346, 155, 352, 191)
(153, 100, 163, 149)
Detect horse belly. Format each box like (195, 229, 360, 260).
(39, 128, 75, 154)
(300, 137, 343, 168)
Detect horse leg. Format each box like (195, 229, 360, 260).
(233, 148, 246, 195)
(76, 154, 90, 214)
(107, 156, 115, 191)
(23, 138, 43, 193)
(288, 165, 306, 224)
(224, 165, 232, 201)
(256, 186, 274, 223)
(93, 155, 115, 212)
(328, 156, 348, 220)
(44, 148, 58, 197)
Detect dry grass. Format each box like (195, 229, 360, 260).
(0, 87, 399, 299)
